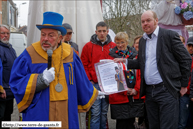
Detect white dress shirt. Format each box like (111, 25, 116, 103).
(143, 26, 163, 85)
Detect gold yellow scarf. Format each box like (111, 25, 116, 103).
(32, 42, 71, 101)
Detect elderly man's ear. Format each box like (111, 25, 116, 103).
(58, 35, 63, 43)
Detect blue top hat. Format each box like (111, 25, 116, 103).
(36, 11, 67, 36)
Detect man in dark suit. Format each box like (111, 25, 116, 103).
(114, 10, 192, 129)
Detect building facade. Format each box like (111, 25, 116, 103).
(2, 0, 18, 32)
(0, 0, 2, 24)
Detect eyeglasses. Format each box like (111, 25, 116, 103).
(116, 41, 126, 45)
(0, 32, 10, 35)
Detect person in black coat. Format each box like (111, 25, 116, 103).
(188, 37, 193, 128)
(190, 69, 193, 129)
(0, 24, 17, 127)
(114, 10, 192, 129)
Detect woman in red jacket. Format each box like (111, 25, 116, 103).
(108, 32, 145, 129)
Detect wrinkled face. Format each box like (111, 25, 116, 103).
(40, 28, 62, 51)
(186, 44, 193, 55)
(141, 11, 158, 34)
(115, 39, 128, 51)
(0, 27, 10, 44)
(62, 32, 72, 42)
(133, 38, 140, 51)
(95, 26, 109, 42)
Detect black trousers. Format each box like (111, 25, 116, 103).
(189, 101, 193, 118)
(0, 99, 13, 129)
(187, 101, 193, 128)
(116, 118, 135, 129)
(145, 83, 179, 129)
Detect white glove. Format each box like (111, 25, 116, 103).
(43, 67, 55, 85)
(97, 91, 106, 100)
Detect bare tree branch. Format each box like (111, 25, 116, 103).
(103, 0, 151, 45)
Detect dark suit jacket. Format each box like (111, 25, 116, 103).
(127, 27, 192, 98)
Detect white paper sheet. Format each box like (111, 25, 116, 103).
(95, 62, 127, 94)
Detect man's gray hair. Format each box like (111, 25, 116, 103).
(58, 31, 61, 36)
(0, 24, 10, 32)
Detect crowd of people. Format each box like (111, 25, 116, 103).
(0, 8, 193, 129)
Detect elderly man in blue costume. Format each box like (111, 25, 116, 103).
(9, 11, 104, 129)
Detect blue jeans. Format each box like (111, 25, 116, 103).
(90, 83, 109, 129)
(178, 94, 190, 129)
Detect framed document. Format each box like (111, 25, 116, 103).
(95, 61, 128, 94)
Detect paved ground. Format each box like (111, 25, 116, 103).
(79, 106, 116, 129)
(11, 99, 20, 121)
(108, 107, 116, 129)
(11, 99, 116, 129)
(11, 102, 147, 129)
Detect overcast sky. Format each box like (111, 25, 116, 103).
(13, 0, 29, 27)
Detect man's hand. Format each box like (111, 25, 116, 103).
(90, 81, 95, 85)
(127, 88, 137, 96)
(114, 58, 126, 63)
(130, 89, 137, 96)
(0, 90, 6, 99)
(127, 88, 132, 95)
(180, 87, 187, 96)
(191, 98, 193, 101)
(43, 67, 55, 85)
(97, 91, 105, 100)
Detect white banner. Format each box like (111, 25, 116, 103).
(27, 1, 103, 55)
